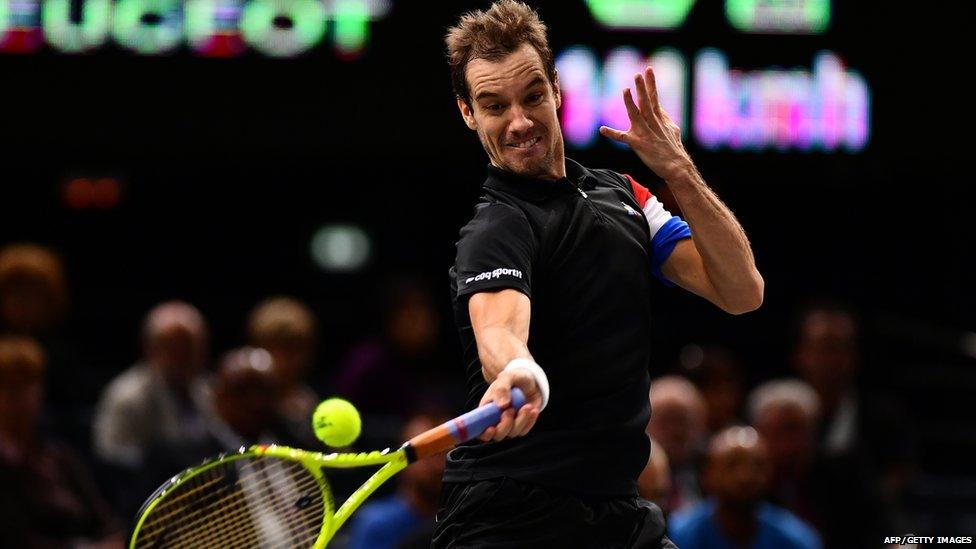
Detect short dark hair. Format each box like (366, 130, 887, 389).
(445, 0, 557, 106)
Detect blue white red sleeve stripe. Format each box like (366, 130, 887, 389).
(624, 173, 692, 285)
(624, 173, 676, 239)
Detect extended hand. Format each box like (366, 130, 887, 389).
(477, 367, 543, 442)
(599, 66, 692, 182)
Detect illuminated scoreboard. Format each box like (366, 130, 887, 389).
(558, 0, 870, 153)
(0, 0, 389, 57)
(0, 0, 870, 154)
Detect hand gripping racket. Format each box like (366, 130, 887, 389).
(129, 388, 525, 548)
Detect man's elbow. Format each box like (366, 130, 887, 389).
(721, 271, 764, 315)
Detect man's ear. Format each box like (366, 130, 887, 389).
(553, 71, 561, 110)
(457, 96, 478, 130)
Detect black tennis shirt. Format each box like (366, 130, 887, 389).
(446, 158, 688, 497)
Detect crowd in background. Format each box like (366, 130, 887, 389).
(0, 242, 915, 548)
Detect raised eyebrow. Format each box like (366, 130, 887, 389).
(474, 90, 501, 102)
(523, 76, 546, 91)
(475, 75, 547, 101)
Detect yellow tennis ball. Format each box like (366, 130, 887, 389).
(312, 398, 362, 447)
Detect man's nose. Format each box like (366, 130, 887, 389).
(508, 106, 534, 134)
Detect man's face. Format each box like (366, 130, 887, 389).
(458, 43, 564, 180)
(794, 311, 859, 402)
(148, 324, 206, 390)
(647, 396, 703, 468)
(216, 369, 279, 441)
(706, 444, 769, 509)
(755, 404, 816, 478)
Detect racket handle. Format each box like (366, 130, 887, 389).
(455, 387, 526, 443)
(406, 387, 527, 460)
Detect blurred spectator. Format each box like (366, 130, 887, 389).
(750, 379, 890, 549)
(792, 302, 914, 495)
(345, 411, 449, 549)
(748, 380, 820, 486)
(0, 244, 68, 335)
(669, 426, 821, 549)
(93, 301, 210, 468)
(0, 335, 123, 548)
(648, 375, 707, 513)
(92, 301, 211, 518)
(679, 344, 745, 434)
(638, 436, 672, 512)
(333, 278, 450, 419)
(0, 243, 90, 439)
(247, 296, 320, 446)
(127, 346, 298, 521)
(204, 346, 291, 449)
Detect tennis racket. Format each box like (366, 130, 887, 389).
(129, 388, 525, 548)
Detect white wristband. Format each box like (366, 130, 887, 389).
(503, 358, 550, 411)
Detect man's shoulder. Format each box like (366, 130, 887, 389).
(99, 363, 157, 405)
(588, 166, 626, 183)
(457, 199, 531, 238)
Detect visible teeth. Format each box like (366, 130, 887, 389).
(512, 137, 540, 148)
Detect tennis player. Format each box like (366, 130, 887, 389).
(436, 1, 764, 547)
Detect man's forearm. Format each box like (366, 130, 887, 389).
(665, 162, 764, 311)
(477, 326, 534, 382)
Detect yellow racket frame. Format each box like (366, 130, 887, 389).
(129, 444, 409, 549)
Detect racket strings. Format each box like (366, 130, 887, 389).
(145, 458, 323, 548)
(133, 456, 327, 548)
(210, 462, 323, 549)
(143, 458, 323, 548)
(136, 460, 262, 542)
(137, 457, 315, 534)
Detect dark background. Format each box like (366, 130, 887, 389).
(2, 0, 973, 522)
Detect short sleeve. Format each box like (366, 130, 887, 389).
(623, 174, 692, 286)
(454, 202, 535, 299)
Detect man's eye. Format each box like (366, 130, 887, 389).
(486, 104, 502, 111)
(527, 93, 543, 104)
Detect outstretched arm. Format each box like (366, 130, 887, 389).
(469, 289, 544, 440)
(600, 66, 764, 314)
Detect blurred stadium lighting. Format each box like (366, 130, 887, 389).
(726, 0, 830, 34)
(310, 224, 371, 273)
(61, 177, 121, 210)
(0, 0, 42, 52)
(112, 0, 183, 55)
(1, 0, 390, 57)
(556, 46, 687, 148)
(331, 0, 376, 58)
(584, 0, 695, 30)
(558, 45, 869, 153)
(556, 47, 602, 147)
(42, 0, 112, 53)
(694, 49, 870, 152)
(186, 0, 248, 57)
(239, 0, 327, 57)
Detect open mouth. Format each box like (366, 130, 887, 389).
(507, 136, 542, 149)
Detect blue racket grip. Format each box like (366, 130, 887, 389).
(452, 388, 526, 443)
